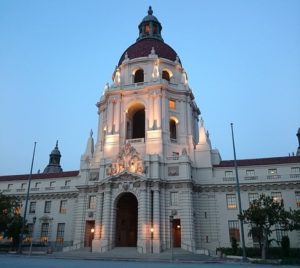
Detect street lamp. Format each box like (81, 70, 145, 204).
(150, 227, 154, 253)
(90, 228, 95, 252)
(29, 216, 36, 256)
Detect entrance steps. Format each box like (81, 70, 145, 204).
(53, 246, 216, 262)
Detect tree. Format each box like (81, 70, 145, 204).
(239, 194, 289, 259)
(0, 193, 25, 249)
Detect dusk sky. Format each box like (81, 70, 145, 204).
(0, 0, 299, 175)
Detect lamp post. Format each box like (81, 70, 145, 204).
(90, 228, 95, 252)
(18, 142, 37, 254)
(169, 215, 173, 262)
(29, 216, 36, 256)
(150, 227, 154, 253)
(230, 123, 246, 261)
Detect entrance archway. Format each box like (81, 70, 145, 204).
(115, 193, 138, 247)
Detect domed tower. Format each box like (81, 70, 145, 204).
(78, 7, 221, 255)
(89, 6, 214, 166)
(43, 141, 63, 173)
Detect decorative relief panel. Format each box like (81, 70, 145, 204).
(168, 166, 179, 176)
(106, 143, 145, 176)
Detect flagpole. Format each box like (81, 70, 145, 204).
(230, 123, 246, 261)
(18, 141, 37, 253)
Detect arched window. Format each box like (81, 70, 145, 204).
(134, 69, 144, 83)
(162, 70, 170, 81)
(170, 119, 177, 141)
(126, 103, 145, 140)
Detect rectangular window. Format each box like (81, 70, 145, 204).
(7, 184, 13, 189)
(59, 200, 67, 214)
(170, 192, 178, 206)
(226, 194, 237, 209)
(27, 223, 34, 239)
(268, 169, 277, 175)
(248, 193, 259, 204)
(50, 181, 55, 187)
(275, 224, 287, 242)
(65, 180, 71, 186)
(56, 223, 65, 244)
(29, 201, 36, 214)
(35, 182, 41, 188)
(271, 192, 282, 203)
(21, 183, 27, 189)
(44, 201, 51, 213)
(88, 196, 96, 209)
(169, 100, 176, 109)
(225, 171, 233, 177)
(40, 223, 49, 243)
(228, 220, 240, 242)
(291, 167, 300, 174)
(295, 192, 300, 207)
(246, 170, 255, 176)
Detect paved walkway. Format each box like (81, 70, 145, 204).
(51, 247, 221, 263)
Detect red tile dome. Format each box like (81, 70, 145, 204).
(118, 38, 180, 66)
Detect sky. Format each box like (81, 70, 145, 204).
(0, 0, 299, 175)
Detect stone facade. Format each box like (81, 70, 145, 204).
(0, 7, 300, 254)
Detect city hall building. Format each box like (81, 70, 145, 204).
(1, 7, 300, 254)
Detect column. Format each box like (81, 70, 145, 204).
(157, 93, 162, 129)
(137, 189, 147, 253)
(73, 192, 87, 247)
(100, 187, 112, 252)
(107, 100, 113, 134)
(114, 99, 121, 133)
(153, 189, 161, 253)
(92, 192, 104, 251)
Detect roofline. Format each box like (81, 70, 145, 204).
(0, 170, 80, 182)
(213, 156, 300, 168)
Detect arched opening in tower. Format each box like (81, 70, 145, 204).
(134, 69, 144, 83)
(126, 104, 145, 140)
(170, 119, 177, 140)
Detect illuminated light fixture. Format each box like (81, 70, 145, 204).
(177, 225, 181, 229)
(150, 227, 154, 233)
(91, 228, 95, 233)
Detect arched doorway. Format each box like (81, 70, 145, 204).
(126, 103, 145, 140)
(115, 193, 138, 247)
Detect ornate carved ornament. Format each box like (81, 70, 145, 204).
(106, 143, 145, 177)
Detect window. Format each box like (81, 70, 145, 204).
(29, 202, 36, 214)
(226, 194, 237, 209)
(65, 180, 71, 186)
(246, 170, 255, 176)
(248, 193, 259, 204)
(56, 223, 65, 244)
(27, 223, 34, 239)
(228, 220, 240, 242)
(88, 196, 96, 209)
(169, 119, 177, 140)
(268, 169, 277, 175)
(170, 192, 178, 206)
(225, 171, 233, 177)
(34, 182, 41, 188)
(44, 201, 51, 213)
(291, 167, 300, 174)
(271, 192, 282, 203)
(169, 100, 176, 109)
(172, 152, 179, 157)
(162, 70, 170, 81)
(59, 200, 67, 214)
(21, 183, 27, 189)
(275, 224, 287, 242)
(50, 181, 55, 187)
(7, 184, 13, 189)
(295, 192, 300, 207)
(133, 69, 144, 83)
(40, 223, 49, 243)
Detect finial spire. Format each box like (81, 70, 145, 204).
(56, 140, 58, 148)
(148, 6, 153, 15)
